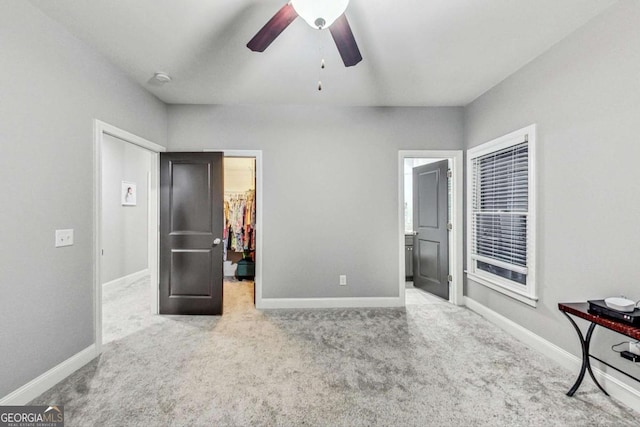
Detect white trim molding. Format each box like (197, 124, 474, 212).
(0, 345, 97, 405)
(465, 297, 640, 411)
(398, 150, 464, 306)
(466, 274, 539, 307)
(95, 121, 166, 153)
(259, 297, 403, 309)
(102, 269, 149, 288)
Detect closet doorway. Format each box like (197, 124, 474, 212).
(223, 156, 258, 312)
(157, 149, 264, 314)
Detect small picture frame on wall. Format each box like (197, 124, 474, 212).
(121, 181, 137, 206)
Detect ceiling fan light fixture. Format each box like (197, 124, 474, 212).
(291, 0, 349, 29)
(247, 0, 361, 67)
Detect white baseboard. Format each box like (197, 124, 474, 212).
(102, 268, 149, 288)
(464, 297, 640, 412)
(257, 297, 403, 310)
(0, 344, 97, 405)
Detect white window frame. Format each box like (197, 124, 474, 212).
(466, 124, 537, 307)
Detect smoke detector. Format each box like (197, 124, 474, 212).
(152, 72, 172, 84)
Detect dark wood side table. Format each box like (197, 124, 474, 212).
(558, 302, 640, 396)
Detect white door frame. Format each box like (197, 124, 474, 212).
(93, 120, 165, 354)
(398, 150, 464, 306)
(204, 149, 264, 308)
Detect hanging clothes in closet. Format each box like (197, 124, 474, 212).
(223, 190, 256, 260)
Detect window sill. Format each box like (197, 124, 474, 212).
(466, 273, 538, 308)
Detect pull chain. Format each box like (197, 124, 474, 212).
(318, 39, 324, 91)
(318, 58, 324, 91)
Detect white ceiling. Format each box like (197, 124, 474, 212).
(29, 0, 617, 106)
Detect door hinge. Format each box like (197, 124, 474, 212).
(447, 223, 452, 231)
(448, 274, 453, 282)
(447, 169, 452, 178)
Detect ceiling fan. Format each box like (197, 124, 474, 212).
(247, 0, 362, 67)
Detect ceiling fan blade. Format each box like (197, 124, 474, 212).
(329, 14, 362, 67)
(247, 3, 298, 52)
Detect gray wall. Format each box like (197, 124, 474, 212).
(464, 0, 640, 387)
(168, 105, 464, 299)
(6, 0, 635, 403)
(0, 1, 167, 398)
(101, 134, 151, 284)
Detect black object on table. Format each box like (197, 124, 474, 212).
(558, 302, 640, 397)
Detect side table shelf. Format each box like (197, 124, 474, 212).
(558, 302, 640, 397)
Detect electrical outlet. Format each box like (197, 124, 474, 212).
(55, 229, 74, 247)
(339, 275, 347, 286)
(630, 341, 640, 356)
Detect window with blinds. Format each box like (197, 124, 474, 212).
(467, 125, 536, 305)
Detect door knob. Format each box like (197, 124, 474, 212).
(212, 238, 222, 246)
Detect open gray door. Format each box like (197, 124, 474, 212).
(413, 160, 449, 300)
(160, 152, 224, 315)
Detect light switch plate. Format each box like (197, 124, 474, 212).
(55, 229, 74, 247)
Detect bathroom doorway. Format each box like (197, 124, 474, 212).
(398, 150, 463, 306)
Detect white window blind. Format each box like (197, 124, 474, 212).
(471, 141, 528, 278)
(467, 125, 536, 305)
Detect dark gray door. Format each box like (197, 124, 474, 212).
(413, 160, 449, 299)
(160, 152, 224, 315)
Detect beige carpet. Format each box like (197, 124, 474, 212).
(102, 275, 161, 344)
(102, 277, 254, 344)
(222, 278, 255, 315)
(32, 282, 638, 426)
